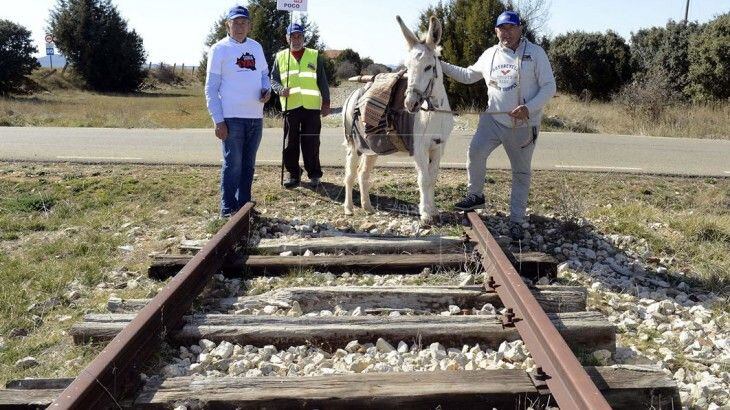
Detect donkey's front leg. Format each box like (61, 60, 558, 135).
(413, 147, 434, 223)
(359, 154, 378, 213)
(343, 144, 358, 216)
(424, 145, 444, 216)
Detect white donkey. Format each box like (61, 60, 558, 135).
(342, 15, 454, 223)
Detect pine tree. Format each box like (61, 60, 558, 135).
(49, 0, 146, 93)
(418, 0, 505, 109)
(0, 20, 40, 95)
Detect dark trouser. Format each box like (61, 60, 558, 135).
(283, 107, 322, 180)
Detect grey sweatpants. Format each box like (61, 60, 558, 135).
(467, 114, 538, 223)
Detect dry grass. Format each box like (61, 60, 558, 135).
(542, 94, 730, 139)
(3, 69, 728, 139)
(0, 69, 211, 128)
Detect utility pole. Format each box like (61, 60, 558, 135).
(684, 0, 690, 23)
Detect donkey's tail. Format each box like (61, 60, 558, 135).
(342, 87, 365, 147)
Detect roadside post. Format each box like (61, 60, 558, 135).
(45, 34, 55, 69)
(276, 0, 309, 186)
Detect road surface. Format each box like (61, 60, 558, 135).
(0, 127, 727, 177)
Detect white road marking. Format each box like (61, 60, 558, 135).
(385, 162, 467, 167)
(555, 165, 643, 171)
(57, 156, 143, 161)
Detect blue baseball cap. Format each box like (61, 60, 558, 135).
(495, 11, 521, 27)
(227, 5, 249, 20)
(287, 23, 305, 35)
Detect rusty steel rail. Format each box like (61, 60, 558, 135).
(466, 211, 611, 410)
(50, 203, 255, 409)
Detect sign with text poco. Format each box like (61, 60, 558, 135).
(277, 0, 307, 12)
(46, 45, 55, 55)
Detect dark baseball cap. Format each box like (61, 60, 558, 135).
(227, 5, 249, 20)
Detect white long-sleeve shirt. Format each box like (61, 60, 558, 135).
(441, 39, 556, 127)
(205, 36, 270, 124)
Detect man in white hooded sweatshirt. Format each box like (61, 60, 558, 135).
(442, 11, 556, 240)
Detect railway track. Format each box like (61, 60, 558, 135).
(1, 203, 680, 409)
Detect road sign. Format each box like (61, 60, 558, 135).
(46, 45, 55, 56)
(277, 0, 307, 12)
(45, 34, 54, 43)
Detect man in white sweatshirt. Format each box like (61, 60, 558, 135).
(205, 5, 271, 217)
(442, 11, 556, 240)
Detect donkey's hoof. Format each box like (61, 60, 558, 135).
(363, 205, 376, 214)
(344, 207, 354, 216)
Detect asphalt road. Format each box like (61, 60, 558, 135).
(0, 127, 728, 177)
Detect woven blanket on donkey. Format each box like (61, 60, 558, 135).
(353, 71, 415, 156)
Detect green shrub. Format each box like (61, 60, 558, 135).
(549, 31, 632, 100)
(0, 20, 39, 95)
(687, 13, 730, 101)
(630, 21, 701, 100)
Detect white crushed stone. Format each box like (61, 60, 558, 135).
(162, 339, 542, 379)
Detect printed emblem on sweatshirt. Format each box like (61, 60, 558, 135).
(491, 63, 519, 92)
(236, 53, 257, 71)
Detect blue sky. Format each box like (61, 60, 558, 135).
(3, 0, 728, 66)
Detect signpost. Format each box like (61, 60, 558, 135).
(45, 33, 56, 69)
(276, 0, 308, 11)
(276, 0, 308, 185)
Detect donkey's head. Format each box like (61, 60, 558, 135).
(396, 15, 443, 114)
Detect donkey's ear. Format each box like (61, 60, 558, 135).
(396, 15, 419, 49)
(425, 16, 442, 49)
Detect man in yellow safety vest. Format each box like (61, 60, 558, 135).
(271, 23, 331, 188)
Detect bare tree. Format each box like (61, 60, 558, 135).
(504, 0, 551, 38)
(335, 61, 358, 79)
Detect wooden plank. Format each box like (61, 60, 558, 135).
(180, 235, 465, 255)
(491, 236, 558, 280)
(107, 297, 149, 313)
(71, 311, 615, 353)
(148, 253, 467, 280)
(134, 366, 679, 410)
(5, 378, 73, 390)
(114, 285, 586, 314)
(0, 389, 64, 408)
(222, 285, 586, 313)
(511, 252, 558, 280)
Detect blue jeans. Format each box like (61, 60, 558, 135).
(220, 118, 263, 216)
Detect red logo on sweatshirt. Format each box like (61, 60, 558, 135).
(236, 53, 257, 70)
(501, 69, 511, 75)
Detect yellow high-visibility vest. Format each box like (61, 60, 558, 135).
(276, 48, 322, 111)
